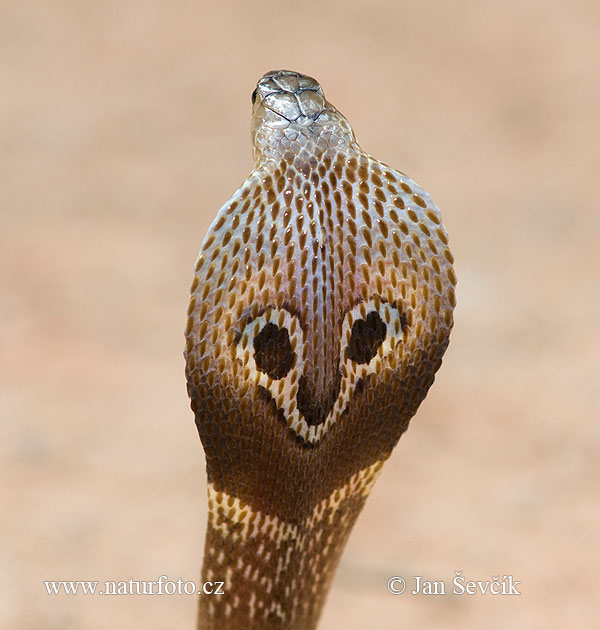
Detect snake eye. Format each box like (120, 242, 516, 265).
(251, 88, 258, 105)
(346, 311, 387, 364)
(253, 323, 295, 379)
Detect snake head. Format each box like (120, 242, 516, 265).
(250, 69, 358, 170)
(252, 70, 325, 127)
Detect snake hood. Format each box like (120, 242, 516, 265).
(185, 69, 455, 630)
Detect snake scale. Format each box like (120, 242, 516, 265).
(184, 70, 456, 630)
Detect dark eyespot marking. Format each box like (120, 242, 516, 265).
(346, 311, 387, 364)
(253, 323, 294, 379)
(251, 88, 258, 104)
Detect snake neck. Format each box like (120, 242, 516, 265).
(251, 102, 360, 176)
(197, 462, 384, 630)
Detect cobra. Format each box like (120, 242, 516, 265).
(184, 70, 456, 630)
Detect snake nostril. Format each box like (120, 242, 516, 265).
(253, 323, 295, 380)
(251, 88, 258, 105)
(346, 311, 387, 364)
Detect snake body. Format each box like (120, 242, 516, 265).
(185, 70, 456, 630)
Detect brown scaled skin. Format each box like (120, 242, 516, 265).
(185, 69, 456, 630)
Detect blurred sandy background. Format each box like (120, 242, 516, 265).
(2, 1, 598, 628)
